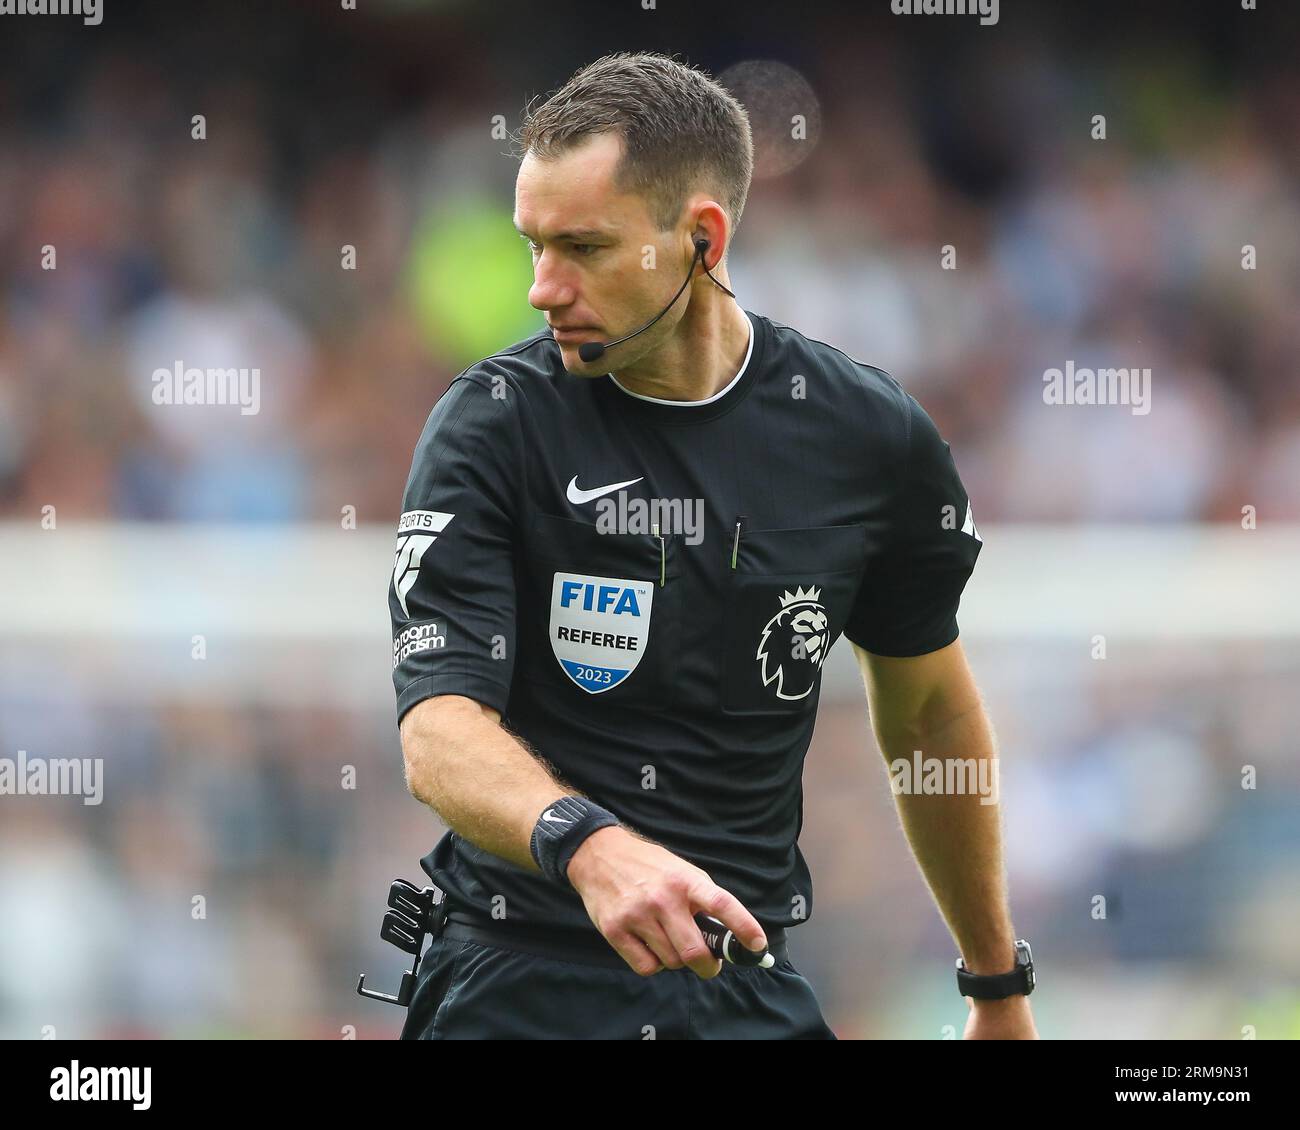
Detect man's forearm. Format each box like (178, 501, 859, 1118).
(399, 696, 572, 874)
(875, 702, 1017, 974)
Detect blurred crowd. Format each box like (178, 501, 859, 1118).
(2, 1, 1298, 1038)
(3, 637, 1297, 1039)
(2, 4, 1297, 525)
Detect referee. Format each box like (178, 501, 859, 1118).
(389, 52, 1038, 1039)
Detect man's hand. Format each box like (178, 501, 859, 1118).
(566, 825, 767, 980)
(962, 995, 1039, 1039)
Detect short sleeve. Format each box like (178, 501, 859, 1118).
(842, 392, 983, 657)
(390, 374, 521, 723)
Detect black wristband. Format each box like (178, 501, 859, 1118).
(529, 796, 620, 887)
(955, 940, 1035, 1000)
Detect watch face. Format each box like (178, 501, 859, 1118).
(1015, 940, 1035, 993)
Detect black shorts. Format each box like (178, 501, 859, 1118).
(398, 928, 837, 1040)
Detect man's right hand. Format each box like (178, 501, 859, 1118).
(565, 825, 767, 980)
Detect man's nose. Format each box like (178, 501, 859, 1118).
(528, 251, 577, 312)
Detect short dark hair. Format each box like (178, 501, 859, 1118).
(517, 52, 754, 243)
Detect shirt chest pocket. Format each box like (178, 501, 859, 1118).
(719, 524, 867, 716)
(522, 512, 680, 705)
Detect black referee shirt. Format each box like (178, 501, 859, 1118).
(389, 309, 983, 933)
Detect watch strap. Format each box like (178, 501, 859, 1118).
(956, 940, 1034, 999)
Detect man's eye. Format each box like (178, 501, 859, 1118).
(524, 239, 597, 257)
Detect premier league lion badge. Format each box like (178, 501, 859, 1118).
(755, 585, 829, 701)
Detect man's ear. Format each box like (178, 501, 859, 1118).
(689, 202, 731, 266)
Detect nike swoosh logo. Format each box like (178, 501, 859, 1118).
(541, 809, 571, 824)
(566, 475, 644, 505)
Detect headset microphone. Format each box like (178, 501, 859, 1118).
(577, 237, 736, 364)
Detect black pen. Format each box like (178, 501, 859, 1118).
(695, 912, 774, 968)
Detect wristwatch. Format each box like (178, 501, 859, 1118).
(955, 939, 1034, 999)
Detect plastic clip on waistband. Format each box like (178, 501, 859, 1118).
(356, 878, 450, 1007)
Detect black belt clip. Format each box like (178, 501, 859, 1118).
(356, 878, 449, 1007)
